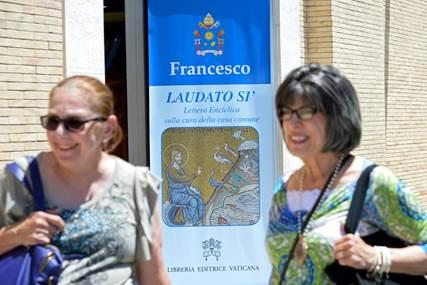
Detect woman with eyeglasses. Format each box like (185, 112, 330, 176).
(0, 75, 170, 284)
(266, 64, 427, 284)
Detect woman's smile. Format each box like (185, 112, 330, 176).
(290, 135, 308, 144)
(56, 143, 78, 151)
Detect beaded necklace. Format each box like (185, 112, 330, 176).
(294, 153, 346, 266)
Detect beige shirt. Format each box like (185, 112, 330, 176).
(0, 155, 159, 285)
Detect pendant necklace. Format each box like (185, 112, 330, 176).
(295, 153, 346, 267)
(295, 168, 308, 267)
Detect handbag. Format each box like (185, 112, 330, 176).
(0, 156, 63, 285)
(325, 164, 427, 284)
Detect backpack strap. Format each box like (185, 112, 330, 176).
(6, 156, 46, 211)
(344, 164, 377, 234)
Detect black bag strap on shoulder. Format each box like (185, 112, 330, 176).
(344, 164, 377, 234)
(327, 163, 427, 284)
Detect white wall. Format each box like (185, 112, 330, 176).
(64, 0, 105, 82)
(277, 0, 303, 174)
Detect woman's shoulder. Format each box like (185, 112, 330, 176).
(0, 155, 40, 223)
(351, 156, 394, 180)
(357, 157, 397, 184)
(111, 155, 161, 191)
(1, 154, 41, 183)
(272, 170, 299, 205)
(111, 155, 133, 177)
(274, 167, 301, 192)
(352, 156, 405, 197)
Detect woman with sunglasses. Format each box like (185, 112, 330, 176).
(0, 75, 170, 284)
(266, 64, 427, 284)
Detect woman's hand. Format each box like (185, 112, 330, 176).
(14, 210, 65, 246)
(333, 233, 376, 270)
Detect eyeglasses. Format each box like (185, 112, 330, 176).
(40, 115, 106, 132)
(280, 106, 317, 121)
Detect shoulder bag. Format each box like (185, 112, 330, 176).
(0, 156, 63, 285)
(325, 164, 427, 284)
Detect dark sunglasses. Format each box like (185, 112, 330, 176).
(40, 115, 107, 132)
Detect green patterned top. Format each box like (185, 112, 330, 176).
(266, 163, 427, 285)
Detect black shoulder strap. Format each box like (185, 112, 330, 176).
(6, 156, 46, 211)
(344, 164, 377, 234)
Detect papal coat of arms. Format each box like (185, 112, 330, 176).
(194, 13, 224, 56)
(202, 238, 222, 261)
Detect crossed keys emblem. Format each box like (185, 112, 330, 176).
(202, 238, 222, 261)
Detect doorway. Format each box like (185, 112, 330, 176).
(104, 0, 128, 160)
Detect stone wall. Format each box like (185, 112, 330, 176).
(303, 0, 427, 203)
(0, 0, 63, 166)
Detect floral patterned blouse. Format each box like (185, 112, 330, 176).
(266, 161, 427, 285)
(0, 155, 159, 285)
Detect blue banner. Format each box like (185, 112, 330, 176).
(148, 0, 270, 86)
(148, 1, 275, 284)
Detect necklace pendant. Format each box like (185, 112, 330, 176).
(295, 236, 308, 266)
